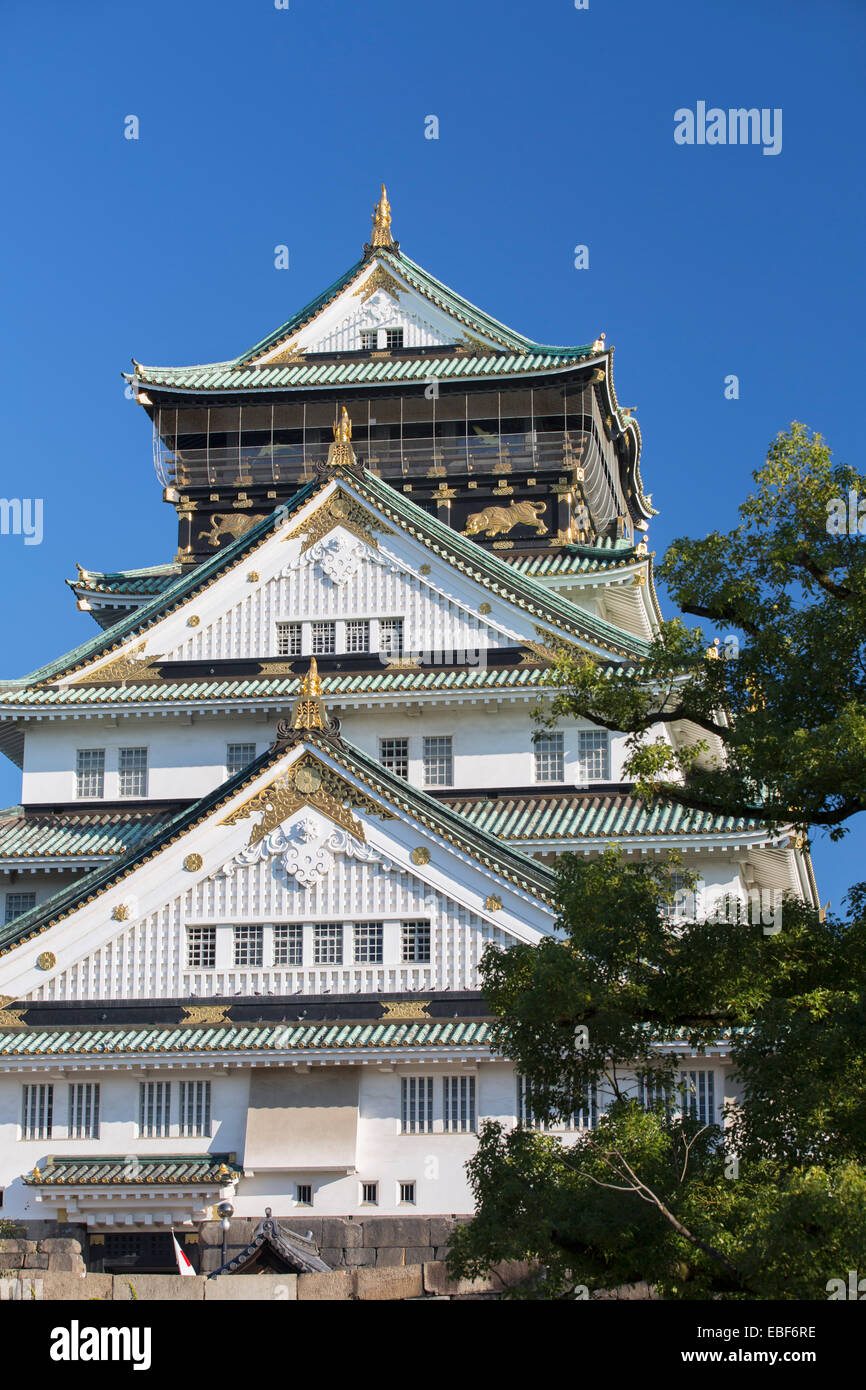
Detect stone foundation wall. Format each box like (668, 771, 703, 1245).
(0, 1236, 85, 1277)
(198, 1215, 470, 1273)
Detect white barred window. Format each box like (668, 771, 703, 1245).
(276, 622, 302, 657)
(118, 747, 148, 798)
(314, 922, 343, 965)
(234, 925, 263, 967)
(139, 1082, 171, 1138)
(227, 743, 256, 777)
(354, 922, 383, 964)
(179, 1081, 212, 1138)
(21, 1084, 53, 1140)
(311, 621, 336, 655)
(401, 921, 431, 963)
(360, 331, 377, 351)
(578, 730, 609, 781)
(401, 1076, 434, 1134)
(379, 737, 409, 779)
(379, 617, 404, 657)
(4, 893, 35, 923)
(518, 1076, 598, 1131)
(361, 1181, 379, 1205)
(534, 731, 564, 782)
(399, 1181, 416, 1204)
(68, 1083, 100, 1139)
(679, 1070, 716, 1126)
(423, 736, 452, 786)
(76, 748, 105, 799)
(443, 1075, 476, 1133)
(345, 620, 370, 653)
(187, 927, 216, 968)
(386, 328, 404, 351)
(274, 925, 303, 966)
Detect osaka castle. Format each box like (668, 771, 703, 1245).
(0, 189, 815, 1252)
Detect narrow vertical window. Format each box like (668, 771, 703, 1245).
(139, 1082, 171, 1138)
(118, 747, 148, 798)
(314, 923, 343, 965)
(679, 1070, 716, 1126)
(422, 736, 452, 786)
(311, 621, 336, 655)
(577, 730, 609, 781)
(21, 1084, 53, 1140)
(401, 922, 431, 963)
(534, 731, 564, 783)
(273, 924, 303, 966)
(354, 922, 383, 964)
(68, 1083, 100, 1139)
(76, 749, 105, 799)
(234, 925, 263, 967)
(276, 622, 302, 657)
(379, 738, 409, 778)
(379, 618, 404, 658)
(186, 927, 216, 968)
(443, 1075, 476, 1133)
(179, 1081, 212, 1138)
(345, 620, 370, 653)
(401, 1076, 434, 1133)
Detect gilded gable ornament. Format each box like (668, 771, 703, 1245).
(219, 751, 391, 846)
(291, 658, 327, 732)
(367, 184, 398, 252)
(182, 1005, 231, 1027)
(0, 996, 27, 1027)
(380, 999, 431, 1020)
(70, 643, 163, 686)
(219, 810, 383, 887)
(463, 500, 548, 538)
(36, 952, 56, 971)
(282, 485, 392, 555)
(353, 264, 404, 304)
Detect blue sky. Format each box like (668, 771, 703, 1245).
(1, 0, 863, 908)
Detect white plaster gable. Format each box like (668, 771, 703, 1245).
(250, 259, 500, 364)
(0, 738, 554, 1002)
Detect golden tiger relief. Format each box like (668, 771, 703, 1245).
(463, 499, 548, 537)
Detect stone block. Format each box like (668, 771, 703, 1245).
(0, 1240, 36, 1254)
(113, 1275, 205, 1301)
(434, 1246, 453, 1261)
(374, 1247, 406, 1267)
(282, 1219, 324, 1245)
(318, 1249, 345, 1268)
(46, 1255, 86, 1274)
(198, 1248, 224, 1274)
(39, 1273, 113, 1301)
(0, 1256, 24, 1270)
(427, 1217, 460, 1247)
(23, 1255, 50, 1270)
(344, 1248, 377, 1267)
(297, 1270, 354, 1301)
(205, 1274, 297, 1301)
(423, 1262, 495, 1297)
(319, 1217, 362, 1248)
(355, 1266, 423, 1301)
(39, 1239, 83, 1255)
(361, 1217, 426, 1248)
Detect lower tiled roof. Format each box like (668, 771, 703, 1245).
(69, 564, 182, 597)
(441, 790, 762, 839)
(0, 807, 175, 860)
(0, 1018, 491, 1057)
(24, 1155, 240, 1186)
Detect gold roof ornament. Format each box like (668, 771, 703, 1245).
(291, 657, 327, 731)
(369, 183, 396, 250)
(325, 406, 358, 470)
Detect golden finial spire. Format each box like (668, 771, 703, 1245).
(325, 406, 357, 469)
(292, 658, 327, 731)
(366, 183, 397, 254)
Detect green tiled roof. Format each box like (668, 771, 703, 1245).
(0, 660, 625, 709)
(69, 563, 181, 597)
(0, 729, 555, 956)
(506, 542, 640, 578)
(0, 470, 648, 694)
(133, 348, 597, 394)
(441, 790, 763, 841)
(0, 807, 173, 860)
(24, 1154, 241, 1186)
(1, 1018, 491, 1059)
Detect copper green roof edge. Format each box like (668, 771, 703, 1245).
(353, 471, 650, 660)
(0, 730, 555, 957)
(131, 350, 597, 392)
(2, 1019, 492, 1058)
(1, 481, 318, 689)
(67, 564, 181, 597)
(442, 791, 762, 839)
(0, 810, 176, 859)
(24, 1154, 240, 1184)
(0, 661, 594, 709)
(236, 256, 368, 363)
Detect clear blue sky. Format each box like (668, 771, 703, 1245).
(1, 0, 863, 907)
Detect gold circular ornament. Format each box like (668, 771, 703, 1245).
(186, 615, 200, 627)
(295, 765, 323, 795)
(330, 496, 350, 518)
(36, 952, 56, 971)
(111, 904, 130, 922)
(419, 563, 431, 576)
(479, 602, 491, 615)
(247, 572, 259, 583)
(184, 853, 204, 872)
(410, 847, 431, 866)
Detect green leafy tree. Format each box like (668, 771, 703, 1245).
(447, 850, 866, 1298)
(542, 424, 866, 837)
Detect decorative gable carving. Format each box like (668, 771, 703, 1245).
(217, 752, 392, 845)
(218, 811, 384, 887)
(281, 487, 393, 554)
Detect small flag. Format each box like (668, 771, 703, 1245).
(172, 1232, 195, 1276)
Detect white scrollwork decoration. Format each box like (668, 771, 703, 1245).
(218, 812, 385, 887)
